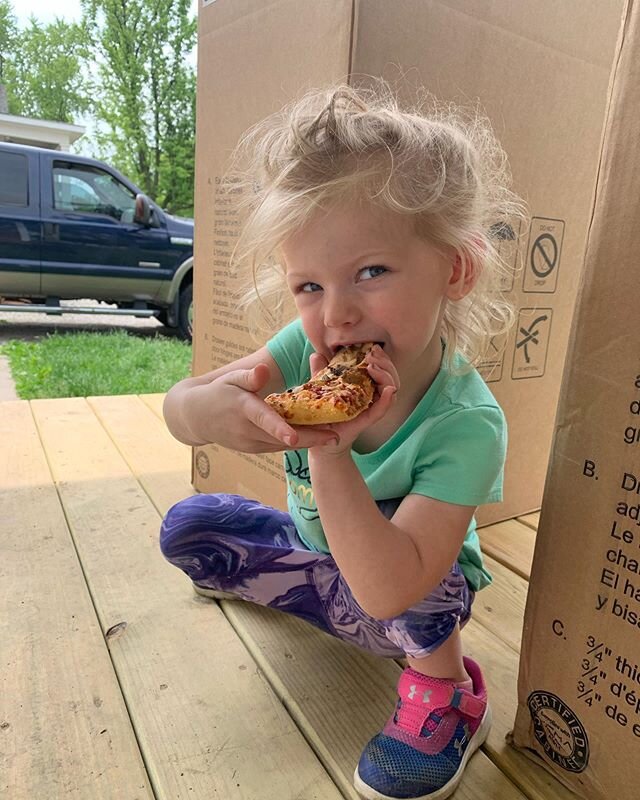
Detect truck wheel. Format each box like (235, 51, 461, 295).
(177, 283, 193, 341)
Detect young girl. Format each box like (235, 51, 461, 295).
(160, 84, 526, 800)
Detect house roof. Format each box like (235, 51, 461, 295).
(0, 112, 85, 151)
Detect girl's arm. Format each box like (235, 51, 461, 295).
(308, 448, 475, 620)
(305, 346, 475, 619)
(163, 346, 338, 452)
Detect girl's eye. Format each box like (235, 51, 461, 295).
(359, 265, 388, 281)
(299, 281, 322, 293)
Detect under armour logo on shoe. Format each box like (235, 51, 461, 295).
(408, 685, 433, 703)
(454, 723, 471, 756)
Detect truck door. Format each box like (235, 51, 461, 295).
(39, 155, 169, 302)
(0, 149, 41, 295)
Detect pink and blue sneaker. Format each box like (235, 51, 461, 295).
(354, 657, 491, 800)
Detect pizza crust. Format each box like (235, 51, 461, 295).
(265, 343, 376, 425)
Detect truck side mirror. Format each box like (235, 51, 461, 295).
(134, 193, 153, 226)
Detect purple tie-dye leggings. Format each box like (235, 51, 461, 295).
(159, 493, 474, 659)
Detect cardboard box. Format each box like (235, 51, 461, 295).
(191, 0, 624, 525)
(511, 3, 640, 796)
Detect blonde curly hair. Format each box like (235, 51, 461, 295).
(226, 81, 528, 373)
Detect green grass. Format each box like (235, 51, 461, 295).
(0, 330, 192, 400)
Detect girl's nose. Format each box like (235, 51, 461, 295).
(323, 290, 361, 328)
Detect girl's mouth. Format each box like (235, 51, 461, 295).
(331, 341, 385, 355)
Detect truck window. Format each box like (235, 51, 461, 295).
(0, 152, 28, 206)
(52, 162, 137, 222)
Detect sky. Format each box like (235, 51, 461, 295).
(13, 0, 199, 27)
(15, 0, 83, 26)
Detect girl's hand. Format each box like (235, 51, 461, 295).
(184, 363, 339, 453)
(307, 344, 399, 456)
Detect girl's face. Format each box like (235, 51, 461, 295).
(282, 202, 468, 391)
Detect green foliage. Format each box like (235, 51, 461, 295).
(0, 0, 20, 113)
(81, 0, 197, 216)
(13, 18, 90, 122)
(0, 0, 14, 47)
(0, 0, 16, 63)
(0, 3, 89, 122)
(1, 331, 192, 399)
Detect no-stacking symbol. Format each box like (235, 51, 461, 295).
(531, 233, 558, 279)
(517, 315, 549, 364)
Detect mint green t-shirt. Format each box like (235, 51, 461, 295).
(266, 319, 507, 591)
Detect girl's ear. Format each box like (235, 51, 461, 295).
(446, 251, 480, 301)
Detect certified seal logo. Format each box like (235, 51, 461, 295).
(195, 450, 210, 479)
(527, 691, 589, 773)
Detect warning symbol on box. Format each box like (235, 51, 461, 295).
(490, 219, 521, 292)
(512, 309, 552, 379)
(478, 331, 508, 383)
(524, 218, 565, 293)
(531, 234, 557, 278)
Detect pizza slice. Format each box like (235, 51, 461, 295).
(264, 343, 376, 425)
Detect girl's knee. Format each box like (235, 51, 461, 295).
(380, 571, 472, 657)
(159, 494, 214, 560)
(158, 492, 252, 562)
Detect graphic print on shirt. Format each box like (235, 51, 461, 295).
(285, 451, 318, 521)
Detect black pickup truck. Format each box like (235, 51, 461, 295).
(0, 142, 194, 338)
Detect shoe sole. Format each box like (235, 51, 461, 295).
(192, 583, 239, 600)
(353, 704, 492, 800)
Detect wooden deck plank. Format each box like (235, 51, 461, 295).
(138, 393, 165, 421)
(87, 394, 194, 517)
(478, 519, 535, 580)
(463, 620, 575, 800)
(0, 401, 153, 800)
(471, 554, 527, 653)
(517, 513, 540, 531)
(222, 600, 527, 800)
(221, 597, 570, 800)
(8, 391, 556, 798)
(30, 397, 344, 800)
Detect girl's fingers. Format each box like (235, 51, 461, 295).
(310, 352, 329, 376)
(367, 361, 399, 393)
(295, 430, 340, 448)
(366, 350, 400, 388)
(245, 399, 338, 449)
(376, 384, 398, 408)
(364, 385, 397, 424)
(241, 347, 398, 451)
(367, 360, 395, 382)
(247, 428, 337, 452)
(226, 363, 271, 393)
(243, 397, 297, 444)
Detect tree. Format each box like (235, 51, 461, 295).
(0, 0, 20, 113)
(81, 0, 197, 216)
(12, 18, 91, 123)
(0, 2, 89, 122)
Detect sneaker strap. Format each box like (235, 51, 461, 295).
(451, 688, 485, 719)
(395, 670, 484, 735)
